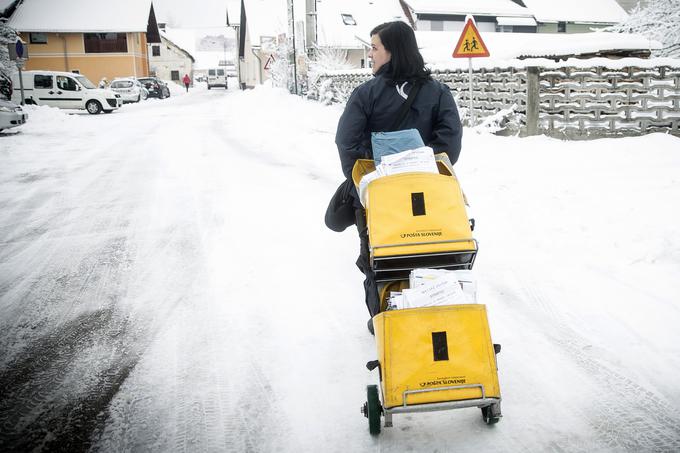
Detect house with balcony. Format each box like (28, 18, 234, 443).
(7, 0, 161, 84)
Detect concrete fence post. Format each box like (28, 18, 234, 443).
(526, 66, 539, 136)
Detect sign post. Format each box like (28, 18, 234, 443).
(452, 16, 490, 127)
(8, 39, 29, 105)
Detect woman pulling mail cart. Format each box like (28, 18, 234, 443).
(326, 21, 503, 435)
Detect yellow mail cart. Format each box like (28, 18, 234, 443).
(352, 154, 478, 282)
(361, 304, 502, 434)
(354, 155, 502, 434)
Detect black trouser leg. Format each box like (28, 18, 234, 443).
(355, 208, 380, 317)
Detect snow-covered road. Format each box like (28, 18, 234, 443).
(1, 85, 679, 452)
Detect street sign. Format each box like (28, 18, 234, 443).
(8, 39, 29, 60)
(15, 40, 25, 58)
(264, 55, 275, 70)
(452, 18, 490, 58)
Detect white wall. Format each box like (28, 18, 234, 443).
(149, 38, 194, 85)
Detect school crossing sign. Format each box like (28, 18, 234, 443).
(452, 18, 490, 58)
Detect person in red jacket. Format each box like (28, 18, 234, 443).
(182, 74, 191, 92)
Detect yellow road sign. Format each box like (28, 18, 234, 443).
(453, 19, 490, 58)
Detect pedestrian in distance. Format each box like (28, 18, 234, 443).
(330, 21, 463, 334)
(182, 74, 191, 92)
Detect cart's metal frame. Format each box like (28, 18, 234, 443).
(381, 383, 501, 427)
(371, 239, 479, 283)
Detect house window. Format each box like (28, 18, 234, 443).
(341, 14, 356, 25)
(29, 32, 47, 44)
(84, 33, 128, 53)
(430, 20, 444, 31)
(34, 74, 53, 89)
(171, 71, 180, 81)
(152, 45, 161, 56)
(557, 22, 566, 32)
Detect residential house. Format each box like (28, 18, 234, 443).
(520, 0, 629, 33)
(310, 0, 407, 69)
(7, 0, 161, 84)
(399, 0, 538, 33)
(150, 27, 195, 86)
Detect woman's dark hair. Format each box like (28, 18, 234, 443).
(370, 21, 430, 83)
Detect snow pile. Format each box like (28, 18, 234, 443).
(16, 104, 83, 135)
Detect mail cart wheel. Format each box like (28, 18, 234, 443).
(481, 403, 501, 425)
(362, 385, 381, 435)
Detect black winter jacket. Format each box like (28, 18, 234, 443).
(335, 65, 462, 179)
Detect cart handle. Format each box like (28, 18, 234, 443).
(372, 238, 478, 252)
(402, 383, 485, 407)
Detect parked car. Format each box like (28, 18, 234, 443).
(11, 70, 122, 114)
(137, 77, 170, 99)
(0, 98, 28, 133)
(109, 78, 148, 103)
(206, 68, 227, 89)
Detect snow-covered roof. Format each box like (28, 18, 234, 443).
(160, 33, 195, 62)
(8, 0, 155, 32)
(241, 0, 287, 43)
(316, 0, 408, 49)
(417, 30, 661, 67)
(160, 28, 197, 58)
(521, 0, 629, 24)
(403, 0, 531, 17)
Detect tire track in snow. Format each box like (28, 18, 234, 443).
(0, 306, 147, 452)
(493, 270, 680, 452)
(89, 98, 293, 451)
(0, 117, 168, 450)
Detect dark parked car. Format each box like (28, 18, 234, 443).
(137, 77, 170, 99)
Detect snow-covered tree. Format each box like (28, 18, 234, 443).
(606, 0, 680, 57)
(270, 37, 292, 91)
(0, 21, 18, 77)
(306, 46, 354, 103)
(1, 21, 17, 99)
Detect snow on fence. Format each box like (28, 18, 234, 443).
(314, 64, 680, 138)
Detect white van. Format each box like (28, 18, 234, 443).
(206, 68, 227, 89)
(11, 71, 122, 114)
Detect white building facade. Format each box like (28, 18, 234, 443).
(149, 32, 195, 86)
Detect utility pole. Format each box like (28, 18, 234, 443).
(305, 0, 317, 58)
(287, 0, 298, 94)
